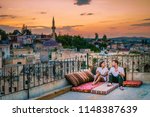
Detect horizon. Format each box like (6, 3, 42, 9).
(0, 0, 150, 38)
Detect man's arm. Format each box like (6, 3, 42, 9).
(119, 68, 125, 77)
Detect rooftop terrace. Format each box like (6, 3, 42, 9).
(0, 53, 150, 100)
(52, 83, 150, 100)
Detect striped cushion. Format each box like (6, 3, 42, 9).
(84, 70, 95, 79)
(65, 73, 81, 86)
(78, 71, 93, 82)
(65, 71, 94, 86)
(91, 83, 119, 95)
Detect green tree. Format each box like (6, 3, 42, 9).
(56, 35, 99, 52)
(0, 29, 8, 40)
(99, 34, 108, 50)
(12, 30, 21, 35)
(21, 24, 32, 35)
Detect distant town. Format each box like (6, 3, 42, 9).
(0, 17, 150, 68)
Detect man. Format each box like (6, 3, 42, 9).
(92, 61, 108, 85)
(108, 60, 125, 90)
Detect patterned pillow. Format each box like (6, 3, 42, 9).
(123, 80, 143, 87)
(65, 70, 95, 86)
(73, 72, 86, 84)
(84, 70, 95, 80)
(82, 71, 94, 82)
(65, 73, 81, 86)
(75, 72, 88, 83)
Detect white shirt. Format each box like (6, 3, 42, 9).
(96, 67, 109, 81)
(109, 67, 125, 77)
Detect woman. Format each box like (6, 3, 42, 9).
(92, 61, 109, 85)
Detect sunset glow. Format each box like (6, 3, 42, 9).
(0, 0, 150, 37)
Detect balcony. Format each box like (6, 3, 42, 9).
(0, 53, 150, 100)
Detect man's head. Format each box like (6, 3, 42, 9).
(112, 60, 119, 67)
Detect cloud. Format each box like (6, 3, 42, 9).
(28, 26, 49, 29)
(0, 15, 17, 19)
(40, 12, 47, 14)
(0, 24, 84, 34)
(74, 0, 92, 6)
(109, 27, 117, 29)
(87, 13, 94, 15)
(131, 22, 150, 27)
(143, 18, 150, 21)
(0, 25, 20, 32)
(80, 12, 94, 16)
(58, 25, 84, 31)
(32, 18, 36, 20)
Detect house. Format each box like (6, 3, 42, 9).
(17, 35, 35, 46)
(0, 44, 10, 59)
(12, 48, 33, 57)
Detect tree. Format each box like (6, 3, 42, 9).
(56, 35, 99, 52)
(0, 29, 8, 40)
(12, 30, 21, 35)
(99, 34, 108, 50)
(95, 33, 99, 40)
(21, 24, 32, 35)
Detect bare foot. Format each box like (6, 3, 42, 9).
(107, 83, 112, 87)
(119, 86, 124, 90)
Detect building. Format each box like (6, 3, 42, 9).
(12, 42, 20, 49)
(51, 17, 57, 39)
(13, 48, 33, 57)
(5, 57, 27, 65)
(0, 44, 10, 59)
(17, 35, 35, 46)
(0, 49, 2, 68)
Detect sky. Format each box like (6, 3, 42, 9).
(0, 0, 150, 38)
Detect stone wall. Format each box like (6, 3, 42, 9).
(0, 78, 70, 100)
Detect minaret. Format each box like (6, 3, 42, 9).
(51, 17, 56, 39)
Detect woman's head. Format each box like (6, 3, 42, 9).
(99, 61, 105, 68)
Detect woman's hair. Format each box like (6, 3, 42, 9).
(99, 61, 105, 67)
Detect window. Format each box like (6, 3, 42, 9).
(17, 62, 22, 64)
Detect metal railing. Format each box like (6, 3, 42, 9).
(0, 58, 84, 98)
(0, 53, 150, 98)
(87, 53, 150, 73)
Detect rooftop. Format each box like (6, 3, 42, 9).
(52, 83, 150, 100)
(0, 54, 150, 100)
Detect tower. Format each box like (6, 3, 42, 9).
(51, 17, 56, 39)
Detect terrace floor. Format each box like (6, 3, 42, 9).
(52, 83, 150, 100)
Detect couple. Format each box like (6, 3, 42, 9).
(92, 60, 125, 90)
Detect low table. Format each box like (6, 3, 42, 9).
(91, 83, 119, 95)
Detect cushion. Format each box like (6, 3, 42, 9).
(65, 71, 94, 86)
(72, 82, 104, 93)
(91, 83, 119, 95)
(123, 80, 143, 87)
(84, 70, 95, 79)
(65, 73, 81, 86)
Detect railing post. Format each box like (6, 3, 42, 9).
(27, 65, 30, 99)
(132, 56, 134, 81)
(86, 53, 89, 69)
